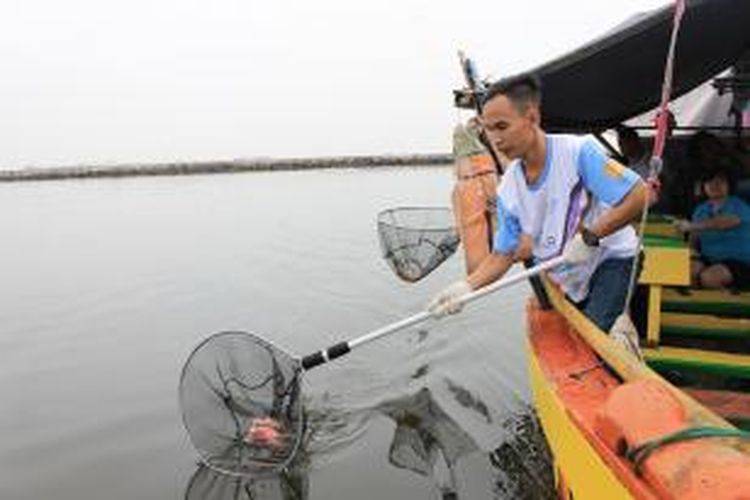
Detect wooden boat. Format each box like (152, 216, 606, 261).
(527, 236, 750, 499)
(454, 0, 750, 497)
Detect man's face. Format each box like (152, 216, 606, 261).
(480, 95, 537, 159)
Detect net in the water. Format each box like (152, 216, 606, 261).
(185, 463, 309, 500)
(179, 331, 305, 476)
(377, 207, 459, 283)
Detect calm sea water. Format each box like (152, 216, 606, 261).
(0, 167, 553, 499)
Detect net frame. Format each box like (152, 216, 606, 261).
(377, 206, 459, 283)
(179, 331, 306, 477)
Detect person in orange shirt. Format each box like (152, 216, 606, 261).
(451, 119, 503, 274)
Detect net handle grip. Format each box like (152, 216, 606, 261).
(300, 256, 564, 370)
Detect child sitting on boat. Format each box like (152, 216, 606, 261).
(675, 166, 750, 290)
(451, 119, 501, 274)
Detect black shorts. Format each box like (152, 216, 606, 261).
(698, 257, 750, 289)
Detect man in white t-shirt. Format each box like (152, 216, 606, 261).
(429, 74, 647, 331)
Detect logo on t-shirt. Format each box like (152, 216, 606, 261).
(603, 160, 625, 179)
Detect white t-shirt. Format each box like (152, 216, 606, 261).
(493, 134, 640, 302)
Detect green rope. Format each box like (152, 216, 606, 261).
(626, 426, 750, 475)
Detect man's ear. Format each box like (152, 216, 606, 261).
(527, 106, 541, 125)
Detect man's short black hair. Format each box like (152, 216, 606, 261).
(481, 73, 542, 112)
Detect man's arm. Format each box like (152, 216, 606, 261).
(588, 181, 647, 238)
(466, 252, 515, 290)
(428, 251, 515, 317)
(428, 178, 521, 318)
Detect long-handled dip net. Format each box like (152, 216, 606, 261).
(179, 257, 564, 476)
(377, 207, 460, 283)
(180, 333, 305, 476)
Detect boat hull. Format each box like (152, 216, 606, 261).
(526, 288, 750, 499)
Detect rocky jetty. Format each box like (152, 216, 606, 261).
(0, 154, 453, 182)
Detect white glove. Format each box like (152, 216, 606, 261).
(674, 219, 693, 233)
(428, 280, 473, 318)
(563, 233, 596, 265)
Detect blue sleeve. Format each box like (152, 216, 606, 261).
(728, 197, 750, 223)
(577, 138, 641, 205)
(493, 198, 521, 254)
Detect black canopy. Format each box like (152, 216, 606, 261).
(498, 0, 750, 132)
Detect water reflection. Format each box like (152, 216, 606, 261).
(488, 410, 556, 499)
(376, 387, 477, 499)
(376, 387, 555, 499)
(184, 385, 554, 500)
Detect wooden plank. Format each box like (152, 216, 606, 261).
(644, 221, 680, 239)
(639, 247, 690, 286)
(662, 288, 750, 317)
(684, 388, 750, 422)
(647, 285, 662, 347)
(661, 312, 750, 339)
(643, 346, 750, 378)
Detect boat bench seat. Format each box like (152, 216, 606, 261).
(640, 239, 690, 287)
(629, 233, 750, 350)
(661, 311, 750, 340)
(683, 387, 750, 424)
(644, 345, 750, 379)
(662, 288, 750, 318)
(643, 217, 681, 239)
(639, 240, 691, 347)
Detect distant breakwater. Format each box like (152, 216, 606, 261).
(0, 154, 453, 182)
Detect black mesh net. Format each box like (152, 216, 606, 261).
(179, 331, 305, 476)
(184, 463, 309, 500)
(377, 207, 459, 283)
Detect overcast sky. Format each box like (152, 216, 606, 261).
(1, 0, 669, 167)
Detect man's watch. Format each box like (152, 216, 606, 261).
(581, 228, 600, 247)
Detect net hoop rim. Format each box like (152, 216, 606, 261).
(179, 330, 305, 477)
(376, 206, 457, 232)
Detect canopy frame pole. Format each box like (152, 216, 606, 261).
(593, 131, 627, 164)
